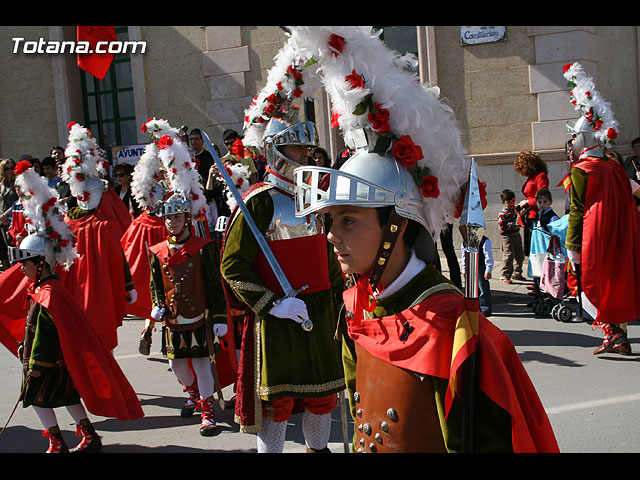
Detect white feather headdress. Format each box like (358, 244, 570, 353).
(143, 118, 207, 219)
(14, 160, 78, 270)
(132, 117, 173, 212)
(563, 62, 619, 147)
(243, 37, 321, 152)
(287, 26, 470, 237)
(224, 163, 251, 211)
(62, 122, 109, 203)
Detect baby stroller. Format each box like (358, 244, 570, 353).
(528, 215, 575, 321)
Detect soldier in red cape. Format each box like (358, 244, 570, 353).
(563, 62, 640, 355)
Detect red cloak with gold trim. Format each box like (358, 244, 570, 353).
(61, 211, 127, 351)
(573, 157, 640, 324)
(121, 213, 167, 319)
(30, 277, 144, 421)
(344, 287, 559, 453)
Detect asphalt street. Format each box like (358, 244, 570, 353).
(1, 271, 639, 454)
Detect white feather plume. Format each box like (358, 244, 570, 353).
(563, 62, 619, 147)
(287, 26, 470, 238)
(224, 163, 252, 211)
(62, 122, 109, 201)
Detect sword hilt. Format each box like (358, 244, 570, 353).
(273, 285, 313, 331)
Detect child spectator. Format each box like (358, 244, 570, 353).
(532, 188, 560, 301)
(498, 189, 525, 283)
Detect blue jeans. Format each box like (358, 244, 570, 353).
(479, 273, 492, 316)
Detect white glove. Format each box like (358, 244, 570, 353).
(567, 250, 581, 265)
(213, 323, 228, 337)
(151, 305, 165, 321)
(269, 297, 309, 324)
(126, 289, 138, 304)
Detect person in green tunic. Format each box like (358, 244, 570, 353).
(220, 116, 345, 453)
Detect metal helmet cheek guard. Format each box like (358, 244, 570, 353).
(76, 176, 106, 211)
(263, 118, 318, 190)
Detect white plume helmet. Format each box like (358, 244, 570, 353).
(287, 26, 470, 239)
(563, 62, 619, 149)
(62, 122, 109, 209)
(242, 36, 321, 154)
(11, 160, 78, 270)
(132, 117, 174, 213)
(143, 117, 207, 220)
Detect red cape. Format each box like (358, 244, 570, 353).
(31, 277, 144, 421)
(0, 263, 32, 357)
(121, 213, 167, 319)
(574, 157, 640, 324)
(344, 287, 559, 453)
(99, 186, 132, 237)
(61, 211, 127, 351)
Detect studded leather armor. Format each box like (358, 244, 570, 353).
(353, 343, 447, 453)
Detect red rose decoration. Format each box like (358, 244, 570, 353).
(420, 176, 440, 199)
(368, 104, 391, 134)
(331, 110, 341, 128)
(328, 34, 345, 56)
(67, 121, 77, 129)
(345, 70, 365, 90)
(266, 93, 280, 104)
(563, 63, 573, 73)
(141, 123, 148, 133)
(391, 135, 424, 169)
(158, 135, 174, 150)
(14, 160, 32, 175)
(607, 128, 618, 140)
(58, 239, 68, 248)
(293, 87, 303, 98)
(49, 231, 60, 240)
(231, 139, 245, 157)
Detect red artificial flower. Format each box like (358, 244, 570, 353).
(607, 128, 618, 140)
(266, 93, 280, 104)
(420, 176, 440, 199)
(328, 34, 345, 56)
(231, 138, 245, 157)
(237, 177, 244, 186)
(563, 63, 573, 73)
(331, 110, 341, 128)
(276, 81, 283, 90)
(58, 239, 69, 248)
(265, 103, 276, 115)
(391, 135, 423, 169)
(368, 104, 391, 134)
(14, 160, 32, 175)
(67, 121, 77, 129)
(293, 87, 303, 98)
(48, 231, 60, 240)
(594, 120, 603, 130)
(75, 173, 84, 181)
(192, 193, 199, 200)
(345, 70, 365, 90)
(158, 135, 173, 150)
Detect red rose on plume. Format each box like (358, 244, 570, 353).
(67, 121, 77, 129)
(328, 34, 345, 56)
(368, 104, 391, 134)
(141, 123, 148, 133)
(345, 70, 365, 90)
(391, 135, 423, 169)
(14, 160, 32, 175)
(49, 231, 60, 240)
(607, 128, 618, 140)
(58, 239, 68, 248)
(231, 139, 245, 157)
(563, 63, 573, 73)
(331, 110, 341, 128)
(265, 104, 276, 115)
(420, 176, 440, 199)
(266, 93, 280, 104)
(237, 177, 244, 186)
(158, 135, 173, 150)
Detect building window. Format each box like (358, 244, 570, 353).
(79, 26, 137, 156)
(374, 26, 419, 75)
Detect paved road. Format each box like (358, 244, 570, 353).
(1, 276, 639, 453)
